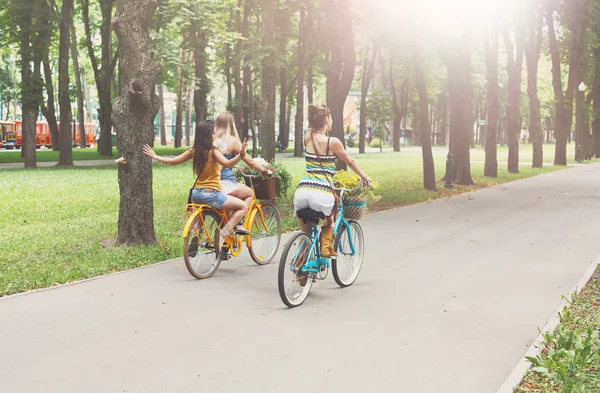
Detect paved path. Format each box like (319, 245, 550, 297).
(2, 164, 600, 393)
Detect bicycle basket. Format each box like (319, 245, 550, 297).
(343, 196, 367, 221)
(245, 176, 278, 200)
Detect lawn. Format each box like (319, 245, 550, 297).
(0, 149, 565, 296)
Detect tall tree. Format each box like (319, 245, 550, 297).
(294, 3, 306, 157)
(546, 0, 590, 165)
(413, 48, 436, 191)
(70, 23, 86, 149)
(83, 0, 116, 156)
(277, 5, 290, 150)
(192, 25, 208, 123)
(483, 18, 500, 177)
(174, 48, 185, 148)
(440, 29, 475, 185)
(525, 0, 544, 168)
(112, 0, 161, 244)
(324, 0, 355, 169)
(359, 43, 378, 154)
(57, 0, 74, 166)
(502, 11, 525, 174)
(158, 84, 167, 145)
(390, 57, 407, 153)
(592, 45, 600, 158)
(260, 0, 277, 161)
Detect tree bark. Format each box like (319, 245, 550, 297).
(294, 5, 306, 157)
(526, 4, 543, 168)
(41, 58, 60, 150)
(413, 48, 436, 191)
(440, 30, 474, 185)
(360, 44, 378, 154)
(186, 85, 193, 147)
(240, 0, 252, 142)
(174, 49, 185, 148)
(277, 6, 290, 150)
(483, 19, 499, 177)
(70, 22, 87, 149)
(112, 0, 161, 245)
(592, 47, 600, 158)
(546, 0, 589, 165)
(193, 26, 208, 123)
(159, 84, 167, 145)
(390, 57, 406, 153)
(260, 0, 277, 162)
(306, 1, 314, 105)
(502, 26, 524, 174)
(233, 2, 243, 129)
(324, 0, 355, 170)
(83, 0, 115, 156)
(58, 0, 74, 166)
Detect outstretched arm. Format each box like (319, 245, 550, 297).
(329, 138, 371, 184)
(143, 145, 193, 165)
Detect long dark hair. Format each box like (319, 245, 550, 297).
(193, 120, 215, 174)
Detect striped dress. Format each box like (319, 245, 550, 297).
(293, 137, 337, 216)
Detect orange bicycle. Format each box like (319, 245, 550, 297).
(181, 174, 282, 279)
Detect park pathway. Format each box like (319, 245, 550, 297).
(1, 163, 600, 393)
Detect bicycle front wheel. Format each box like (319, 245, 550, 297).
(332, 220, 364, 287)
(248, 202, 282, 265)
(278, 232, 314, 308)
(183, 210, 223, 279)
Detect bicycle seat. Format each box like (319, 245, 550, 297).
(296, 208, 325, 225)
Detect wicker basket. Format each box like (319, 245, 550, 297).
(245, 176, 278, 200)
(343, 196, 367, 221)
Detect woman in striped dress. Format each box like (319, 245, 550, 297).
(293, 105, 371, 257)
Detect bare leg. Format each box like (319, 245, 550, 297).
(219, 196, 248, 228)
(298, 218, 312, 234)
(228, 185, 254, 211)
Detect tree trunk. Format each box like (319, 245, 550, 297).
(260, 0, 277, 162)
(360, 44, 378, 154)
(324, 0, 355, 170)
(413, 49, 436, 191)
(186, 85, 193, 147)
(41, 59, 60, 150)
(503, 27, 524, 174)
(526, 6, 543, 168)
(19, 6, 39, 167)
(233, 3, 243, 129)
(483, 19, 499, 177)
(441, 30, 474, 185)
(240, 0, 252, 142)
(174, 49, 184, 148)
(193, 26, 208, 122)
(159, 84, 167, 145)
(390, 57, 405, 153)
(593, 47, 600, 158)
(294, 5, 306, 157)
(546, 0, 589, 165)
(112, 0, 161, 245)
(70, 22, 86, 149)
(277, 6, 290, 150)
(58, 0, 74, 166)
(83, 0, 114, 156)
(249, 69, 257, 157)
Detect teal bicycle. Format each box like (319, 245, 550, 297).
(278, 188, 365, 308)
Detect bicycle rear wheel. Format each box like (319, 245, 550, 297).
(248, 202, 282, 265)
(332, 220, 364, 287)
(183, 211, 223, 279)
(278, 232, 314, 308)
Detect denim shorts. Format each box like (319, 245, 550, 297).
(191, 188, 227, 208)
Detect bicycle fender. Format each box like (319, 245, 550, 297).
(181, 209, 205, 238)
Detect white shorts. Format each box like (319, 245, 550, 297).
(221, 180, 240, 195)
(293, 188, 336, 217)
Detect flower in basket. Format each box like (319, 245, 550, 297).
(333, 170, 381, 203)
(236, 158, 292, 197)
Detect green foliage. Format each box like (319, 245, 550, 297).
(369, 136, 386, 148)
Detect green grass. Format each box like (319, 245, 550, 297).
(517, 268, 600, 393)
(0, 149, 566, 296)
(0, 145, 292, 164)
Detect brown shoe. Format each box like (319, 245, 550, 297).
(319, 226, 338, 258)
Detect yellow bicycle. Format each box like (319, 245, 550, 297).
(181, 174, 282, 279)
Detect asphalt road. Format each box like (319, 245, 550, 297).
(1, 163, 599, 393)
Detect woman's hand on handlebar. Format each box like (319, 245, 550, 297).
(362, 176, 372, 187)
